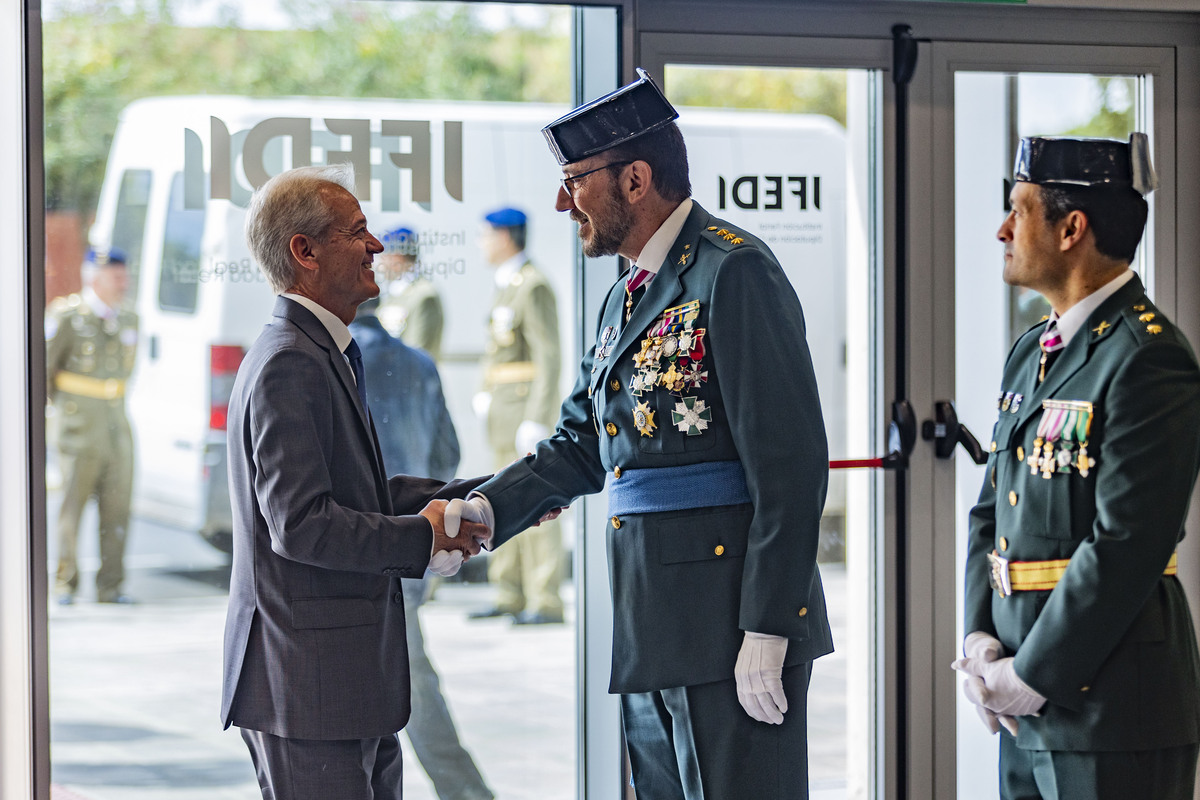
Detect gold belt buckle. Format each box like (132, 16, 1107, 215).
(987, 550, 1012, 598)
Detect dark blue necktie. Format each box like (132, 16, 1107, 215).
(344, 338, 368, 412)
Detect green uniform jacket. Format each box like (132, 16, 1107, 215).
(482, 260, 561, 457)
(475, 202, 833, 694)
(380, 276, 444, 361)
(46, 293, 138, 454)
(965, 274, 1200, 752)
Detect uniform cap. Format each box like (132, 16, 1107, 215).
(382, 226, 419, 256)
(87, 246, 128, 267)
(542, 68, 679, 166)
(484, 207, 527, 228)
(1014, 133, 1158, 195)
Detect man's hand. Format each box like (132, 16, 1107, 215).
(419, 499, 487, 577)
(534, 505, 568, 526)
(734, 632, 789, 724)
(952, 654, 1045, 732)
(444, 496, 495, 548)
(954, 632, 1018, 735)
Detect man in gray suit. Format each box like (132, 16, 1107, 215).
(221, 163, 487, 800)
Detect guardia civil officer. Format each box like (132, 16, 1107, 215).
(954, 135, 1200, 799)
(468, 207, 565, 625)
(442, 70, 832, 798)
(46, 246, 138, 605)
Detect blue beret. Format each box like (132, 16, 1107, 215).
(87, 247, 128, 266)
(382, 226, 419, 255)
(484, 207, 527, 228)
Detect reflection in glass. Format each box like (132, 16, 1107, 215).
(44, 4, 579, 799)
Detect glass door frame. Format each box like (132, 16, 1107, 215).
(921, 40, 1186, 800)
(638, 32, 900, 800)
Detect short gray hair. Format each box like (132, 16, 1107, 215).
(245, 163, 357, 293)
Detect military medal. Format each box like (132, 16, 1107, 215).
(672, 396, 711, 435)
(633, 400, 657, 437)
(1031, 399, 1096, 479)
(595, 326, 616, 361)
(626, 300, 710, 439)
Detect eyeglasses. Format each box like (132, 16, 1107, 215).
(560, 160, 634, 198)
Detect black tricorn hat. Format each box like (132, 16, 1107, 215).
(1014, 133, 1158, 195)
(542, 68, 679, 166)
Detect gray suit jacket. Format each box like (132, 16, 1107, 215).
(221, 296, 479, 740)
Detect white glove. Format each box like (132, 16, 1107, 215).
(957, 632, 1018, 735)
(952, 655, 1045, 719)
(444, 495, 495, 548)
(515, 420, 550, 455)
(734, 632, 789, 724)
(472, 391, 492, 419)
(427, 549, 464, 577)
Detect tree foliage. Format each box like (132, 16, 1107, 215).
(43, 1, 571, 213)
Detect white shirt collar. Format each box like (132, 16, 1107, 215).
(282, 292, 353, 354)
(633, 198, 693, 275)
(83, 286, 118, 319)
(494, 252, 526, 288)
(1048, 269, 1135, 346)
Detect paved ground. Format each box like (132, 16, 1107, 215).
(46, 514, 849, 799)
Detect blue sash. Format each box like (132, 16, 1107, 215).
(607, 460, 751, 516)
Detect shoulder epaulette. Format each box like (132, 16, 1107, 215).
(701, 225, 749, 251)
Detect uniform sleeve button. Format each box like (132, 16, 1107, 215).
(1009, 491, 1018, 506)
(611, 379, 621, 391)
(714, 544, 725, 556)
(606, 423, 618, 436)
(611, 516, 621, 529)
(613, 466, 622, 479)
(393, 592, 404, 604)
(990, 441, 998, 452)
(999, 537, 1009, 552)
(1017, 446, 1025, 462)
(798, 607, 808, 617)
(1080, 686, 1090, 692)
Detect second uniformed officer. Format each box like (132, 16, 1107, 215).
(954, 135, 1200, 799)
(444, 71, 832, 798)
(469, 207, 565, 625)
(47, 246, 138, 605)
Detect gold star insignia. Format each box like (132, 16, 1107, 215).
(1139, 312, 1156, 323)
(1148, 324, 1164, 335)
(1133, 304, 1146, 311)
(732, 237, 744, 245)
(1092, 320, 1110, 335)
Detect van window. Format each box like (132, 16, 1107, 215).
(159, 171, 204, 313)
(111, 168, 150, 299)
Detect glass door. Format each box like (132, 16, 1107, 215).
(642, 34, 894, 800)
(929, 42, 1175, 799)
(39, 4, 617, 799)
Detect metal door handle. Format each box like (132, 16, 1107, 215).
(921, 400, 987, 464)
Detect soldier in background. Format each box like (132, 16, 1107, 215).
(469, 207, 565, 625)
(378, 225, 445, 362)
(46, 246, 138, 605)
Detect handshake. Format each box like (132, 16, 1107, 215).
(417, 496, 566, 577)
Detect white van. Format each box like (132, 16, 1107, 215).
(89, 95, 849, 551)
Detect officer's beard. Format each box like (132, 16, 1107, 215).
(579, 180, 635, 259)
